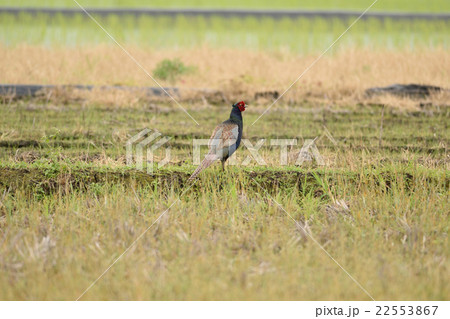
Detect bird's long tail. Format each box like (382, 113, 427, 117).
(188, 153, 219, 181)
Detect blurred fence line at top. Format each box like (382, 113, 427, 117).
(1, 7, 449, 21)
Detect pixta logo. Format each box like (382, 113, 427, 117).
(126, 129, 171, 174)
(126, 128, 326, 173)
(192, 138, 325, 166)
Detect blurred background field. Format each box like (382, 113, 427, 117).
(1, 1, 449, 106)
(1, 13, 448, 51)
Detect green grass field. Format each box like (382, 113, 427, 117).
(1, 13, 449, 52)
(0, 101, 448, 300)
(5, 0, 450, 12)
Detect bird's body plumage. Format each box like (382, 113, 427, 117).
(188, 101, 246, 181)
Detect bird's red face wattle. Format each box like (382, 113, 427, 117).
(237, 101, 246, 112)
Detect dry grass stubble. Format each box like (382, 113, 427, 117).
(1, 45, 449, 109)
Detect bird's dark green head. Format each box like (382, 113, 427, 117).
(232, 101, 247, 112)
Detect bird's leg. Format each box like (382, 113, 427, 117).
(221, 160, 225, 172)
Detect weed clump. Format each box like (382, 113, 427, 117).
(153, 58, 195, 84)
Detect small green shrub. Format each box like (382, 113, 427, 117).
(152, 58, 195, 84)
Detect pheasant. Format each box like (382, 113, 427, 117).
(188, 101, 247, 181)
